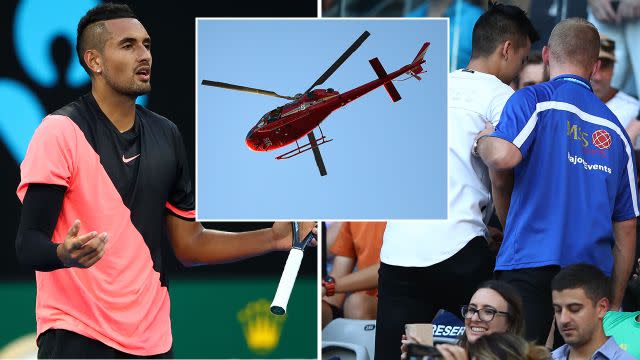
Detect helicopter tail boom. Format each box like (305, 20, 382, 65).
(369, 57, 402, 102)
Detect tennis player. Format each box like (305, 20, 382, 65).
(14, 3, 312, 358)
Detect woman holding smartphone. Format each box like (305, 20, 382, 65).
(401, 280, 530, 359)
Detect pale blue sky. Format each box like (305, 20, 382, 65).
(196, 19, 448, 220)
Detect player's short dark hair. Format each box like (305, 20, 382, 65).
(551, 264, 611, 305)
(76, 3, 137, 75)
(471, 1, 539, 58)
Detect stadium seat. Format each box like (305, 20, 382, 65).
(322, 319, 377, 360)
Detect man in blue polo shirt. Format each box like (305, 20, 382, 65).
(476, 18, 638, 345)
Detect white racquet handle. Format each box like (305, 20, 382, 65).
(270, 248, 304, 315)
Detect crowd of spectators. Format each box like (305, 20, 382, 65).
(322, 2, 640, 360)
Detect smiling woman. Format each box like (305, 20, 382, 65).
(401, 280, 525, 359)
(459, 280, 525, 346)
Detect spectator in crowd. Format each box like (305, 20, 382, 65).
(591, 35, 640, 146)
(321, 222, 385, 328)
(588, 0, 640, 98)
(401, 280, 526, 359)
(376, 3, 538, 359)
(551, 264, 634, 360)
(476, 18, 638, 345)
(511, 50, 549, 90)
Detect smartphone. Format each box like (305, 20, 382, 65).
(406, 343, 444, 360)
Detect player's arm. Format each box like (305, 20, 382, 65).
(16, 184, 107, 270)
(611, 217, 637, 309)
(166, 216, 314, 266)
(164, 126, 296, 265)
(16, 184, 66, 271)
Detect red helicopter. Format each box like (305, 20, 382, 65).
(201, 31, 430, 176)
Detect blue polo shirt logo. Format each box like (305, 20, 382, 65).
(593, 129, 612, 149)
(567, 119, 589, 147)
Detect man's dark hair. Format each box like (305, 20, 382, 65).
(76, 3, 137, 75)
(471, 1, 539, 58)
(551, 264, 611, 305)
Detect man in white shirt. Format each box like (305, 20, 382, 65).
(591, 35, 640, 146)
(374, 3, 538, 359)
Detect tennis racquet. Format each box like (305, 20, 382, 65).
(270, 222, 316, 315)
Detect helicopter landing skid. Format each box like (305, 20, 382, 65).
(276, 135, 333, 160)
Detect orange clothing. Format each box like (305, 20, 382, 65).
(330, 222, 386, 296)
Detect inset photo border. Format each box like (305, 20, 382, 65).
(196, 18, 448, 220)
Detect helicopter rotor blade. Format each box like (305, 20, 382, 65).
(303, 31, 370, 95)
(201, 80, 295, 100)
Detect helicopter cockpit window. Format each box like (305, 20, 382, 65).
(267, 108, 282, 123)
(256, 113, 269, 128)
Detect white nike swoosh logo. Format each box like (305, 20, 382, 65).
(122, 154, 140, 163)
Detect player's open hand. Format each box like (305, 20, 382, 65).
(270, 222, 317, 251)
(57, 220, 108, 268)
